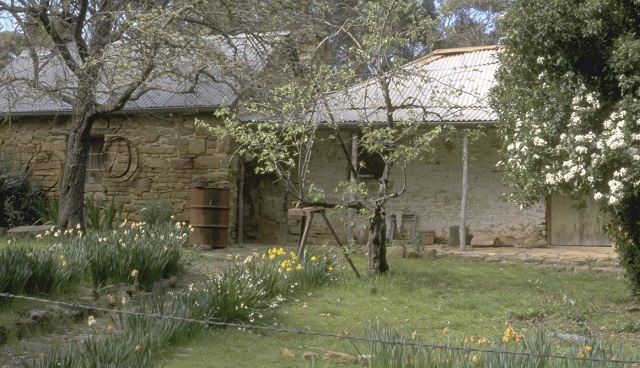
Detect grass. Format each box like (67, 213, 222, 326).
(160, 256, 639, 367)
(0, 234, 637, 367)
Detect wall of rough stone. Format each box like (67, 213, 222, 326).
(0, 113, 239, 243)
(283, 128, 546, 246)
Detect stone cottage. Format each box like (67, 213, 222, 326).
(247, 45, 611, 247)
(0, 32, 307, 245)
(0, 37, 610, 247)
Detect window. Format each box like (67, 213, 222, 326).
(358, 149, 385, 179)
(86, 136, 104, 185)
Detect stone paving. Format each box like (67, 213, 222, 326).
(426, 244, 622, 274)
(200, 243, 622, 275)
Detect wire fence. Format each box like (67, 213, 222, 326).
(1, 291, 638, 365)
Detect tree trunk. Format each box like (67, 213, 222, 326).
(367, 204, 389, 274)
(57, 110, 94, 230)
(459, 134, 469, 251)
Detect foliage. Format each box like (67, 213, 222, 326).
(35, 194, 59, 225)
(364, 325, 631, 367)
(437, 0, 507, 48)
(84, 195, 123, 230)
(491, 0, 640, 295)
(24, 246, 337, 367)
(0, 243, 82, 296)
(215, 0, 451, 275)
(162, 257, 639, 367)
(0, 151, 44, 228)
(0, 0, 305, 230)
(139, 200, 175, 226)
(61, 221, 187, 290)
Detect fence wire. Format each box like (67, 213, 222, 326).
(1, 292, 638, 365)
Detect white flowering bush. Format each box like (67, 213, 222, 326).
(491, 0, 640, 294)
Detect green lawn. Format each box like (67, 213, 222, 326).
(160, 256, 639, 367)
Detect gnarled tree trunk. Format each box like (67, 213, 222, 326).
(57, 101, 96, 230)
(367, 204, 389, 274)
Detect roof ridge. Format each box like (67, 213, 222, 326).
(431, 45, 500, 55)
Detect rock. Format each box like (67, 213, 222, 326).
(29, 310, 51, 322)
(7, 225, 51, 237)
(405, 249, 422, 259)
(386, 246, 405, 259)
(280, 347, 296, 357)
(548, 332, 588, 343)
(470, 234, 497, 247)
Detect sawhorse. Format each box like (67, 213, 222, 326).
(288, 207, 360, 278)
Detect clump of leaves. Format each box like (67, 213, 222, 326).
(139, 200, 175, 226)
(0, 151, 44, 228)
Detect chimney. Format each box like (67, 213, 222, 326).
(293, 25, 333, 70)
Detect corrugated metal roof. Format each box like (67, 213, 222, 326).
(315, 45, 499, 125)
(0, 33, 280, 116)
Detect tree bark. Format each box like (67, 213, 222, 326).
(459, 133, 469, 251)
(57, 103, 95, 230)
(367, 204, 389, 274)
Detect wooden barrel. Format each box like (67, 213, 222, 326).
(189, 187, 230, 248)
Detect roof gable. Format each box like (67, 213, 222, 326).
(316, 45, 499, 125)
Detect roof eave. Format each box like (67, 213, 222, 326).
(0, 105, 223, 118)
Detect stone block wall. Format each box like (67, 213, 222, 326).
(0, 113, 239, 242)
(284, 128, 546, 246)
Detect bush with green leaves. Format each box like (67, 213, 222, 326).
(491, 0, 640, 295)
(0, 151, 44, 228)
(139, 200, 175, 226)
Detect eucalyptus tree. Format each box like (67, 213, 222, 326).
(437, 0, 507, 48)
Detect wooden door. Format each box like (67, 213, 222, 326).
(549, 195, 610, 246)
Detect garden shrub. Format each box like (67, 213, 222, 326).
(0, 152, 44, 228)
(139, 200, 175, 226)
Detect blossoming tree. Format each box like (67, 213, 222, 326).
(217, 0, 445, 275)
(491, 0, 640, 294)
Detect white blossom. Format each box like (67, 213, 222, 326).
(533, 137, 546, 146)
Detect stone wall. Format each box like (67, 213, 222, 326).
(281, 128, 546, 246)
(0, 113, 239, 242)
